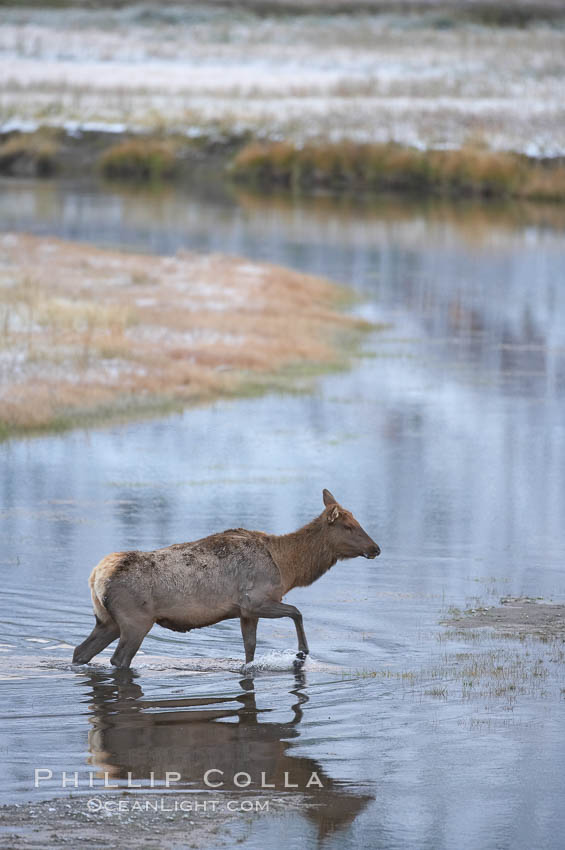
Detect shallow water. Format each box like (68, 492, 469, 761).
(1, 180, 565, 849)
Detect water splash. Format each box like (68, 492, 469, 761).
(242, 650, 341, 673)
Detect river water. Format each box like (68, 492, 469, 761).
(0, 179, 564, 849)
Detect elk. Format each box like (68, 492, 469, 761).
(73, 489, 380, 670)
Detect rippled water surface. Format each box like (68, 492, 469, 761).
(1, 180, 564, 849)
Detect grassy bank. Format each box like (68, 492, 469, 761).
(2, 129, 565, 203)
(0, 129, 244, 180)
(0, 129, 61, 177)
(0, 234, 373, 440)
(230, 141, 565, 202)
(98, 138, 180, 181)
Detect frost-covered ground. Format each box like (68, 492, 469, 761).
(1, 4, 564, 155)
(0, 232, 358, 434)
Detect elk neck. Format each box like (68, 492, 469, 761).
(266, 512, 338, 593)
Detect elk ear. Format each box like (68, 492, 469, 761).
(323, 489, 337, 507)
(327, 505, 340, 524)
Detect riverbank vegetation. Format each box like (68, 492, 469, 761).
(230, 141, 565, 202)
(2, 129, 564, 202)
(0, 233, 373, 439)
(0, 128, 61, 177)
(98, 138, 180, 181)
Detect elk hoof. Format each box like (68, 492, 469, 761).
(293, 651, 307, 670)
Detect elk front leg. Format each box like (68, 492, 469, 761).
(251, 601, 309, 665)
(240, 615, 258, 663)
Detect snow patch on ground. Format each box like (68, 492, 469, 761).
(1, 6, 564, 155)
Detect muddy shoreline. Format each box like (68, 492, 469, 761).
(444, 598, 565, 640)
(0, 793, 282, 849)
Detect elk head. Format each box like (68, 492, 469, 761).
(322, 489, 380, 561)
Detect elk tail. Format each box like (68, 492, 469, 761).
(88, 552, 124, 624)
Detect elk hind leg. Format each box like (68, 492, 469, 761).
(73, 618, 120, 665)
(110, 620, 152, 669)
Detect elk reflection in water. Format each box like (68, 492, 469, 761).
(82, 670, 372, 839)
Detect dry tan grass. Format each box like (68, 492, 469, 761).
(0, 234, 369, 436)
(231, 141, 565, 201)
(0, 130, 60, 177)
(98, 138, 179, 181)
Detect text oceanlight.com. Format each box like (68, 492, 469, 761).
(87, 798, 272, 813)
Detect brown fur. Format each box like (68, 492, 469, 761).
(73, 490, 380, 669)
(267, 508, 365, 591)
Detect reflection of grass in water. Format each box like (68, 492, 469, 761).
(424, 687, 448, 698)
(233, 186, 565, 241)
